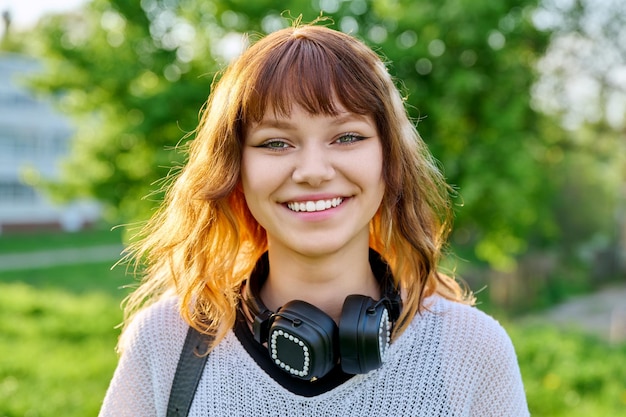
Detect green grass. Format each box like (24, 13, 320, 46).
(510, 325, 626, 417)
(0, 261, 133, 296)
(0, 230, 133, 417)
(1, 231, 625, 416)
(0, 227, 124, 254)
(0, 282, 125, 417)
(0, 283, 130, 417)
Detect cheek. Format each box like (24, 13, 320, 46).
(361, 146, 385, 186)
(240, 154, 282, 213)
(368, 149, 386, 205)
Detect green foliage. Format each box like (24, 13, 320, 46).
(360, 1, 555, 270)
(0, 257, 130, 417)
(510, 325, 626, 417)
(549, 135, 624, 257)
(0, 282, 123, 417)
(26, 0, 557, 268)
(27, 0, 219, 223)
(0, 229, 131, 417)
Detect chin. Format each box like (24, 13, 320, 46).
(287, 239, 359, 259)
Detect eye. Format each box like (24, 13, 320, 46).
(335, 133, 366, 144)
(258, 139, 290, 150)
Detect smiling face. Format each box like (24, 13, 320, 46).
(241, 104, 385, 259)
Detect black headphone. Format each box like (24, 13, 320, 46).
(242, 249, 402, 381)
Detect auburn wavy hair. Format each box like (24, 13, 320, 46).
(120, 22, 473, 350)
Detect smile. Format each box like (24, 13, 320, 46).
(286, 198, 344, 213)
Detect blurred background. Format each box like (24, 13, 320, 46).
(0, 0, 624, 415)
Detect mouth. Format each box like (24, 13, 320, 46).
(286, 197, 344, 213)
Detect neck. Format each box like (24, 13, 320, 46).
(259, 244, 379, 324)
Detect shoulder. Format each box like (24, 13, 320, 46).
(398, 297, 529, 415)
(119, 294, 188, 359)
(425, 297, 528, 410)
(403, 296, 521, 371)
(425, 296, 512, 344)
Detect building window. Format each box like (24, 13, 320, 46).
(0, 181, 37, 203)
(51, 131, 70, 155)
(0, 92, 38, 107)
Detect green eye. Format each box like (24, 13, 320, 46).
(336, 134, 364, 144)
(262, 140, 289, 149)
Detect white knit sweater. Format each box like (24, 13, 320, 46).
(99, 295, 529, 416)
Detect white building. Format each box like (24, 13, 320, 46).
(0, 52, 100, 233)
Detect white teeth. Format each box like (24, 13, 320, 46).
(287, 198, 344, 212)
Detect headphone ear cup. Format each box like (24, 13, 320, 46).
(339, 295, 391, 375)
(267, 300, 339, 380)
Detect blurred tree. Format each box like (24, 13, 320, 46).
(533, 0, 626, 130)
(532, 0, 626, 278)
(28, 0, 555, 268)
(28, 0, 219, 222)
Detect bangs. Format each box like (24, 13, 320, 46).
(239, 29, 385, 124)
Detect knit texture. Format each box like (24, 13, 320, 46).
(99, 295, 529, 416)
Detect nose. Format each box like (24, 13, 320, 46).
(291, 145, 335, 187)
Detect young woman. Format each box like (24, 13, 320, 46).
(99, 22, 529, 416)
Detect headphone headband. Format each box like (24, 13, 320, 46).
(243, 249, 402, 345)
(241, 249, 402, 379)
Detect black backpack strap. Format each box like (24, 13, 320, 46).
(166, 326, 213, 417)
